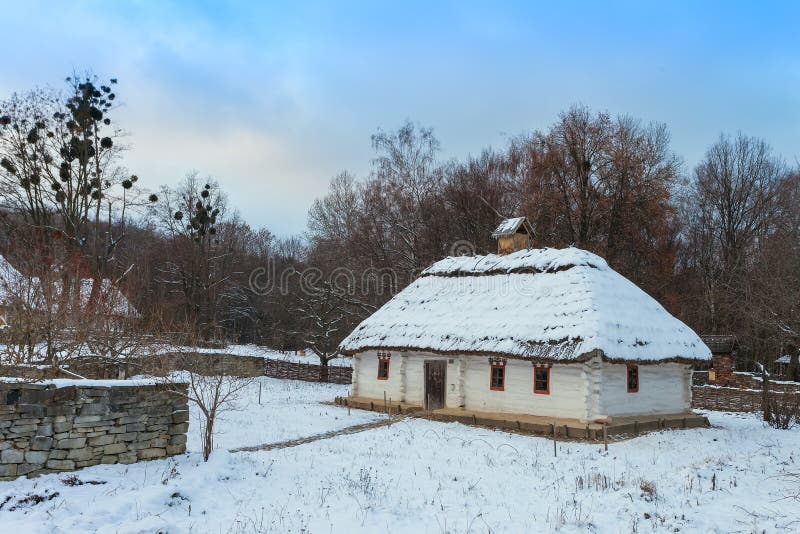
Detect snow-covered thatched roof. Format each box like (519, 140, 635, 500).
(0, 253, 138, 318)
(340, 247, 711, 363)
(77, 278, 139, 318)
(0, 255, 25, 306)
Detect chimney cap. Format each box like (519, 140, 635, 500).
(492, 216, 533, 238)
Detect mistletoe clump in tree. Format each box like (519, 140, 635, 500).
(174, 183, 220, 242)
(0, 74, 157, 363)
(158, 174, 231, 340)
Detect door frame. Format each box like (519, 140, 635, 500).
(424, 360, 447, 411)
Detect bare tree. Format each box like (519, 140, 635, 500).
(182, 369, 252, 461)
(154, 173, 241, 341)
(288, 280, 374, 381)
(680, 133, 785, 340)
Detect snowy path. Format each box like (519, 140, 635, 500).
(230, 416, 402, 453)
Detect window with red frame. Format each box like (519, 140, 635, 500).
(627, 365, 639, 393)
(534, 367, 550, 394)
(377, 357, 390, 380)
(490, 364, 505, 391)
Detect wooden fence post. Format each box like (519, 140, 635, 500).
(552, 419, 557, 457)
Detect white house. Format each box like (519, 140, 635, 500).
(340, 221, 711, 423)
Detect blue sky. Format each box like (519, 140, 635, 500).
(2, 1, 798, 236)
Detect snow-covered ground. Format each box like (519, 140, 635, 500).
(186, 377, 381, 451)
(1, 377, 798, 533)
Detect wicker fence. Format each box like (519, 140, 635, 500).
(263, 358, 353, 385)
(692, 385, 800, 413)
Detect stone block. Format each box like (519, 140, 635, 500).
(0, 464, 17, 477)
(101, 455, 118, 464)
(114, 432, 138, 443)
(36, 423, 54, 437)
(46, 405, 75, 417)
(25, 450, 49, 464)
(137, 448, 166, 460)
(53, 422, 73, 433)
(172, 410, 190, 423)
(51, 387, 78, 402)
(169, 423, 189, 435)
(103, 443, 128, 455)
(75, 460, 100, 468)
(18, 404, 45, 418)
(136, 431, 160, 441)
(88, 435, 114, 447)
(1, 448, 25, 463)
(118, 452, 137, 464)
(118, 415, 147, 425)
(31, 436, 53, 451)
(67, 448, 94, 461)
(79, 403, 109, 417)
(13, 417, 42, 426)
(149, 437, 168, 448)
(10, 424, 37, 434)
(125, 423, 146, 432)
(57, 437, 87, 449)
(48, 449, 68, 460)
(169, 434, 187, 446)
(16, 463, 42, 476)
(166, 444, 186, 456)
(73, 414, 104, 424)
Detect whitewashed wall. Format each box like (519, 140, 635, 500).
(462, 358, 589, 420)
(352, 351, 403, 401)
(353, 351, 458, 406)
(598, 362, 691, 417)
(352, 351, 692, 421)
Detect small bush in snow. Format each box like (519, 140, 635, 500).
(639, 479, 658, 502)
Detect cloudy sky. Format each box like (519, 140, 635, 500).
(2, 1, 798, 236)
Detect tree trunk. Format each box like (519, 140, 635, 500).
(319, 359, 330, 383)
(203, 415, 214, 462)
(762, 366, 771, 423)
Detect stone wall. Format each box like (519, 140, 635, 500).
(0, 381, 189, 481)
(45, 353, 267, 380)
(143, 352, 266, 377)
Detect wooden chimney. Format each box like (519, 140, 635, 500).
(491, 217, 533, 255)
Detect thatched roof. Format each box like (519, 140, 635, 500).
(340, 247, 710, 363)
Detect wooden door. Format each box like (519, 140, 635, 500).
(425, 360, 446, 410)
